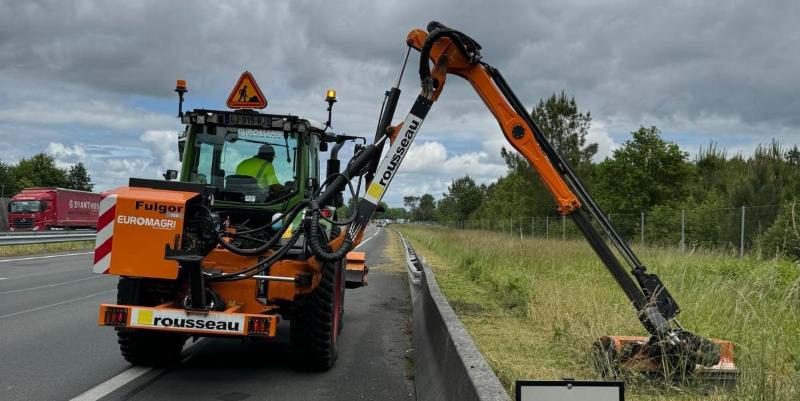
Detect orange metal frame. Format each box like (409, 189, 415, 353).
(406, 29, 581, 215)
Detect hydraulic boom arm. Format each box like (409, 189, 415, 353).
(332, 21, 722, 371)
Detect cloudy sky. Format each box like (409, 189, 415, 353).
(1, 0, 798, 206)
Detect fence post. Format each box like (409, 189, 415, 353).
(546, 216, 550, 239)
(641, 212, 645, 248)
(562, 215, 566, 240)
(531, 217, 534, 237)
(681, 209, 686, 253)
(510, 217, 513, 235)
(740, 206, 746, 258)
(519, 225, 523, 240)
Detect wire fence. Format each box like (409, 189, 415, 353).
(438, 205, 782, 257)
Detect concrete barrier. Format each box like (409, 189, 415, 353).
(395, 229, 510, 401)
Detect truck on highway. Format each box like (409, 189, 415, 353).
(8, 187, 100, 231)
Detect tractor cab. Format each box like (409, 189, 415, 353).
(169, 73, 360, 232)
(176, 110, 324, 226)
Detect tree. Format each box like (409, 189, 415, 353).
(12, 153, 67, 189)
(594, 126, 693, 213)
(786, 145, 800, 166)
(384, 208, 408, 221)
(435, 176, 484, 222)
(65, 162, 93, 191)
(403, 196, 420, 211)
(531, 91, 597, 167)
(413, 194, 436, 222)
(759, 198, 800, 260)
(372, 201, 390, 220)
(0, 161, 15, 198)
(728, 141, 800, 208)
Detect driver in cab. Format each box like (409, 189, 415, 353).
(236, 145, 287, 195)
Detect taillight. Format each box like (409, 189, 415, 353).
(321, 209, 332, 218)
(103, 306, 129, 326)
(247, 316, 272, 336)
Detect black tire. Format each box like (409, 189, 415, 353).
(116, 278, 187, 366)
(290, 260, 345, 370)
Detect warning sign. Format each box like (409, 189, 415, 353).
(226, 71, 267, 109)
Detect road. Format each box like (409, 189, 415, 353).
(0, 225, 414, 401)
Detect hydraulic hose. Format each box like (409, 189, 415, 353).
(307, 201, 354, 262)
(418, 21, 482, 87)
(208, 221, 306, 282)
(216, 200, 306, 256)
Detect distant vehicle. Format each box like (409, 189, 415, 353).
(8, 187, 101, 231)
(396, 218, 405, 224)
(376, 219, 387, 227)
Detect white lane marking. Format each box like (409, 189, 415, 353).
(0, 278, 6, 280)
(354, 229, 380, 250)
(0, 252, 94, 264)
(0, 275, 106, 295)
(70, 366, 154, 401)
(70, 340, 206, 401)
(0, 289, 114, 320)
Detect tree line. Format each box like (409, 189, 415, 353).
(400, 92, 800, 259)
(0, 153, 94, 197)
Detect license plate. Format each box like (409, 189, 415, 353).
(226, 114, 271, 126)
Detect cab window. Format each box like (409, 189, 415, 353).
(190, 126, 298, 203)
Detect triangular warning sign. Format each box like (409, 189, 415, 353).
(226, 71, 267, 109)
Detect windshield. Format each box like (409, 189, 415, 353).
(10, 201, 43, 213)
(189, 126, 299, 203)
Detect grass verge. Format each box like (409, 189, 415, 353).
(0, 240, 94, 257)
(399, 225, 799, 401)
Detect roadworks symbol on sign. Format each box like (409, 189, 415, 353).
(226, 71, 267, 109)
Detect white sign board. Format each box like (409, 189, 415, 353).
(516, 380, 623, 401)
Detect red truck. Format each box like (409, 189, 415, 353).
(8, 188, 101, 231)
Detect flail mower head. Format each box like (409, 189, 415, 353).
(594, 333, 738, 389)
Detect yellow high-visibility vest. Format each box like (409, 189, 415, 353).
(236, 157, 279, 188)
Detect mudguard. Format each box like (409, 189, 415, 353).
(92, 186, 199, 279)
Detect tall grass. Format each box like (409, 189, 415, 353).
(399, 225, 799, 401)
(0, 240, 94, 256)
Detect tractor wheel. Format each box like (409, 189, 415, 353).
(115, 278, 186, 366)
(290, 260, 345, 370)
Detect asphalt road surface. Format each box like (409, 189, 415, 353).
(0, 225, 414, 401)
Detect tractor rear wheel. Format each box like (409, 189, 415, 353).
(290, 260, 345, 370)
(115, 278, 187, 366)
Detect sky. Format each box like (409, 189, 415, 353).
(1, 0, 798, 206)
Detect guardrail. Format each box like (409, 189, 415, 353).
(0, 231, 96, 245)
(392, 228, 510, 401)
(398, 231, 423, 286)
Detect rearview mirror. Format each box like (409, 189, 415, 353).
(163, 169, 178, 181)
(224, 131, 239, 143)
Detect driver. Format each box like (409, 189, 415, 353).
(235, 145, 286, 194)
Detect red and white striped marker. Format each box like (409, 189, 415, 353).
(92, 194, 117, 274)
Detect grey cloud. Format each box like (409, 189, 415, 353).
(3, 0, 798, 129)
(1, 0, 798, 203)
